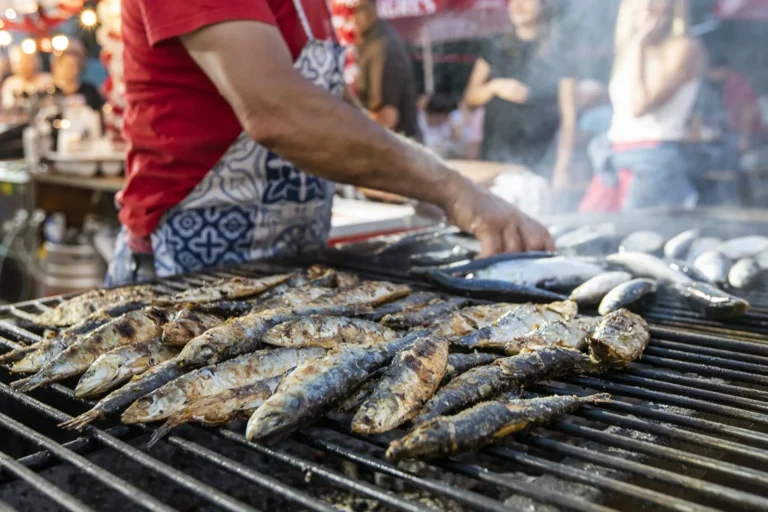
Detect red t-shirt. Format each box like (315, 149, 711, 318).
(118, 0, 335, 237)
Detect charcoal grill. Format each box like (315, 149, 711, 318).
(0, 260, 768, 512)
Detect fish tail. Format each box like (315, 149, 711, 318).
(147, 416, 184, 448)
(10, 371, 50, 392)
(58, 408, 104, 430)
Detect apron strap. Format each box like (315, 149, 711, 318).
(292, 0, 315, 41)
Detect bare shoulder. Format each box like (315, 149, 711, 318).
(666, 36, 705, 71)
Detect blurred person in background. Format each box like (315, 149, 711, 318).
(582, 0, 704, 211)
(354, 0, 421, 140)
(463, 0, 578, 189)
(52, 40, 105, 113)
(706, 54, 764, 153)
(418, 93, 456, 158)
(1, 46, 52, 109)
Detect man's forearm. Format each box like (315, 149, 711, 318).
(465, 81, 496, 108)
(243, 73, 467, 210)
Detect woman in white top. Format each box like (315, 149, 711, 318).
(605, 0, 705, 209)
(1, 46, 52, 110)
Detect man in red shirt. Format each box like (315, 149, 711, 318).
(110, 0, 552, 284)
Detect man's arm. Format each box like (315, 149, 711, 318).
(180, 21, 552, 255)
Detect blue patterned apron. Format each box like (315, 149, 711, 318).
(107, 0, 344, 285)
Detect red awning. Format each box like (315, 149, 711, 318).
(715, 0, 768, 21)
(379, 0, 509, 44)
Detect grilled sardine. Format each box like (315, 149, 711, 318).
(365, 292, 443, 322)
(430, 304, 516, 338)
(352, 335, 448, 434)
(587, 309, 649, 369)
(306, 281, 410, 308)
(387, 393, 610, 460)
(251, 286, 334, 313)
(452, 301, 577, 351)
(148, 375, 284, 447)
(262, 316, 398, 348)
(161, 309, 227, 346)
(443, 352, 502, 381)
(13, 307, 173, 392)
(381, 297, 470, 329)
(504, 317, 599, 355)
(122, 347, 326, 425)
(246, 331, 424, 442)
(75, 338, 180, 398)
(61, 304, 370, 430)
(34, 286, 159, 327)
(415, 346, 588, 424)
(158, 274, 294, 305)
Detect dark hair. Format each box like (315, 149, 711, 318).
(710, 53, 729, 69)
(425, 94, 456, 115)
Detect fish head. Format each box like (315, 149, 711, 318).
(75, 355, 123, 398)
(352, 397, 400, 435)
(386, 418, 452, 461)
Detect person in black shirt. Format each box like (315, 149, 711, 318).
(464, 0, 577, 186)
(52, 45, 104, 112)
(353, 0, 421, 140)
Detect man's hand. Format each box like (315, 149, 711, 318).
(443, 175, 554, 256)
(492, 78, 530, 104)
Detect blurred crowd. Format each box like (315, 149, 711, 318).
(353, 0, 768, 212)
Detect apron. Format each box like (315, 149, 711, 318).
(107, 0, 345, 286)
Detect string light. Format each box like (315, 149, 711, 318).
(51, 34, 69, 52)
(80, 8, 97, 27)
(4, 9, 16, 21)
(39, 37, 52, 53)
(0, 20, 4, 29)
(0, 31, 11, 47)
(21, 38, 37, 55)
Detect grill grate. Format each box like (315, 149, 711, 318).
(0, 262, 768, 511)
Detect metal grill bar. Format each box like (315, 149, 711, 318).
(0, 499, 16, 512)
(0, 410, 174, 512)
(626, 365, 768, 401)
(14, 425, 132, 474)
(0, 450, 96, 512)
(644, 347, 768, 375)
(162, 434, 339, 512)
(318, 420, 616, 512)
(650, 339, 768, 365)
(552, 421, 768, 493)
(630, 356, 768, 385)
(606, 373, 768, 414)
(1, 383, 261, 512)
(0, 337, 22, 352)
(578, 407, 768, 466)
(525, 435, 768, 511)
(216, 429, 434, 512)
(0, 320, 42, 345)
(566, 376, 768, 425)
(649, 326, 768, 354)
(485, 445, 720, 512)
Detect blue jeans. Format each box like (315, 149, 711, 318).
(611, 143, 698, 210)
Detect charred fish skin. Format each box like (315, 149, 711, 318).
(9, 336, 77, 373)
(122, 347, 326, 425)
(177, 304, 365, 369)
(504, 317, 599, 356)
(452, 301, 577, 351)
(59, 359, 186, 430)
(386, 393, 610, 461)
(444, 352, 501, 378)
(587, 309, 650, 369)
(12, 307, 173, 392)
(728, 258, 763, 289)
(262, 316, 397, 349)
(351, 335, 449, 435)
(364, 292, 443, 322)
(34, 286, 160, 328)
(246, 331, 423, 442)
(161, 309, 226, 346)
(597, 278, 658, 316)
(663, 229, 699, 260)
(381, 297, 469, 329)
(415, 346, 588, 424)
(306, 281, 411, 309)
(75, 338, 179, 398)
(431, 304, 515, 338)
(148, 375, 284, 447)
(157, 274, 294, 305)
(668, 281, 750, 320)
(569, 271, 633, 306)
